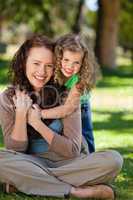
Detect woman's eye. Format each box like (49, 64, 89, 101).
(45, 64, 54, 71)
(46, 64, 54, 68)
(63, 59, 69, 62)
(34, 63, 39, 66)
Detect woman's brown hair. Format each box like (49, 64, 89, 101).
(9, 34, 54, 92)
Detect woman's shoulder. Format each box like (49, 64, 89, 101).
(0, 86, 15, 109)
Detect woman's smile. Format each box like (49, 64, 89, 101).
(33, 73, 46, 81)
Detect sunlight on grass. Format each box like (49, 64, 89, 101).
(93, 107, 133, 150)
(92, 104, 133, 200)
(93, 87, 133, 97)
(94, 131, 133, 150)
(117, 56, 132, 66)
(122, 113, 133, 121)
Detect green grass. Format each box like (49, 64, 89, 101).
(92, 65, 133, 200)
(92, 108, 133, 200)
(0, 58, 9, 91)
(0, 60, 133, 199)
(96, 66, 133, 94)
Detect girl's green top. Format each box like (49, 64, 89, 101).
(64, 74, 90, 104)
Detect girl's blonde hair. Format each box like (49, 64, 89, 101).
(54, 33, 100, 92)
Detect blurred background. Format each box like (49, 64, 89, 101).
(0, 0, 133, 67)
(0, 0, 133, 200)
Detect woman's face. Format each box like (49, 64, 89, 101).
(26, 47, 54, 91)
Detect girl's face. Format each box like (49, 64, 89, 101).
(26, 47, 54, 92)
(61, 50, 83, 78)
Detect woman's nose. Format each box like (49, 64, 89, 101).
(38, 65, 46, 74)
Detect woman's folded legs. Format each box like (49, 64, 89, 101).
(0, 149, 123, 199)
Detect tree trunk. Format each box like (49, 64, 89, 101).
(72, 0, 85, 34)
(0, 16, 3, 41)
(95, 0, 120, 68)
(131, 49, 133, 64)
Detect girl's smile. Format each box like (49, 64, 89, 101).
(61, 50, 83, 77)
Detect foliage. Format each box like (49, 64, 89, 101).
(119, 0, 133, 51)
(0, 0, 80, 37)
(0, 58, 9, 89)
(84, 8, 97, 30)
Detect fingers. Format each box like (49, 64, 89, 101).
(12, 95, 16, 103)
(14, 89, 33, 111)
(15, 89, 26, 98)
(32, 104, 41, 116)
(15, 89, 31, 102)
(32, 104, 40, 110)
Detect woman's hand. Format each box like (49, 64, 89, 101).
(28, 104, 41, 127)
(13, 90, 32, 116)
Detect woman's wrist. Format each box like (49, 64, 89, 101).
(16, 110, 27, 119)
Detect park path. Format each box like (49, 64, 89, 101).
(91, 92, 133, 110)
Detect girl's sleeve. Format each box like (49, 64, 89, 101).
(0, 92, 28, 152)
(64, 85, 81, 113)
(48, 106, 82, 158)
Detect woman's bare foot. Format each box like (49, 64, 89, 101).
(70, 184, 115, 199)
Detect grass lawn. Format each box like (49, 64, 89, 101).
(0, 59, 9, 90)
(0, 59, 133, 199)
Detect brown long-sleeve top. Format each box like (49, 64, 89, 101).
(0, 88, 82, 161)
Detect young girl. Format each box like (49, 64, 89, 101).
(41, 34, 99, 153)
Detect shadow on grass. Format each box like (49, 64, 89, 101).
(101, 66, 133, 78)
(97, 79, 133, 88)
(93, 110, 133, 132)
(97, 66, 133, 89)
(0, 191, 62, 200)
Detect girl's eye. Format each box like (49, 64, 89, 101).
(74, 62, 80, 65)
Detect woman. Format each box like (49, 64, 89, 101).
(0, 35, 123, 199)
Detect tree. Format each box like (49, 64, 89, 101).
(119, 0, 133, 62)
(72, 0, 85, 34)
(95, 0, 121, 68)
(0, 0, 80, 38)
(0, 0, 60, 37)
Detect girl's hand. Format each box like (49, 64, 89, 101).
(13, 90, 32, 115)
(76, 81, 84, 91)
(28, 104, 41, 127)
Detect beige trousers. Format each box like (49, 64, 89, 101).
(0, 149, 123, 197)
